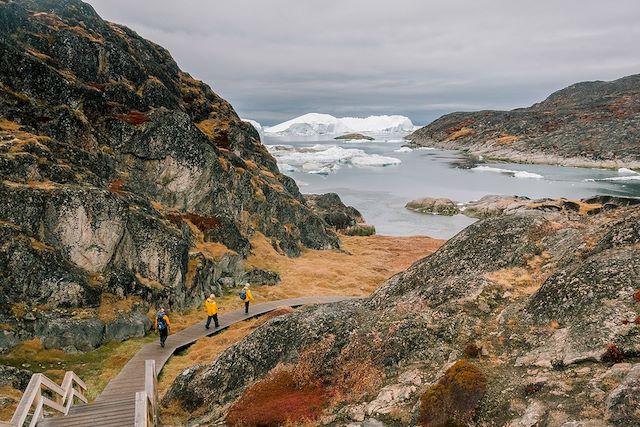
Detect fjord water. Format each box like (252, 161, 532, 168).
(264, 134, 640, 239)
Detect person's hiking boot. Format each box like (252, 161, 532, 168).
(160, 341, 165, 348)
(205, 326, 210, 329)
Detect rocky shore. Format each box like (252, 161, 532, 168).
(407, 74, 640, 169)
(165, 196, 640, 426)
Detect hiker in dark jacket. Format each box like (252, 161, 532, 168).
(155, 307, 171, 348)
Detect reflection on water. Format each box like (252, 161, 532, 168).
(263, 134, 640, 239)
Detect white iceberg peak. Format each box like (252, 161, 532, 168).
(264, 113, 414, 136)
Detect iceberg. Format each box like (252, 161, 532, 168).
(618, 167, 638, 175)
(264, 113, 414, 136)
(394, 147, 413, 153)
(471, 166, 543, 179)
(266, 144, 401, 174)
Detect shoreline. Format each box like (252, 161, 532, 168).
(406, 139, 640, 170)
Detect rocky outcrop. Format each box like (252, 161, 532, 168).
(0, 0, 339, 351)
(305, 193, 375, 234)
(165, 200, 640, 426)
(405, 197, 460, 216)
(407, 74, 640, 168)
(335, 133, 375, 141)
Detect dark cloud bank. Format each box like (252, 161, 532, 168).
(86, 0, 640, 126)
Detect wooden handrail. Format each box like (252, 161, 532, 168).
(134, 360, 157, 427)
(9, 371, 87, 427)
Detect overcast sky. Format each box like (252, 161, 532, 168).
(86, 0, 640, 126)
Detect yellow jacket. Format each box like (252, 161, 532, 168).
(243, 289, 254, 302)
(204, 298, 218, 315)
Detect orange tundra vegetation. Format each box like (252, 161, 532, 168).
(419, 360, 487, 427)
(226, 368, 330, 427)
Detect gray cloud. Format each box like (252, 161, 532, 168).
(85, 0, 640, 125)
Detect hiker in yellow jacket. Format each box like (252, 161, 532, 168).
(154, 307, 171, 348)
(204, 294, 219, 329)
(241, 285, 254, 314)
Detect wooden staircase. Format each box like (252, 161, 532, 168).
(7, 296, 350, 426)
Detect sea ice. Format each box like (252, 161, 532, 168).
(472, 166, 543, 179)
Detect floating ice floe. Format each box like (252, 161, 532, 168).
(585, 175, 640, 182)
(267, 144, 401, 174)
(618, 167, 639, 175)
(471, 166, 543, 179)
(394, 147, 413, 153)
(264, 113, 414, 136)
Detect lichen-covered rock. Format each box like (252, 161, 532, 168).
(305, 193, 365, 230)
(0, 0, 340, 352)
(605, 364, 640, 425)
(405, 197, 460, 216)
(164, 203, 640, 426)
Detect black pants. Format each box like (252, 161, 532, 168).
(159, 329, 168, 345)
(245, 301, 250, 313)
(206, 314, 219, 328)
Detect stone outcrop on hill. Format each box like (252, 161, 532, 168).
(0, 0, 339, 352)
(165, 199, 640, 426)
(407, 74, 640, 168)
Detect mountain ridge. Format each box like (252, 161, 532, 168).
(408, 73, 640, 169)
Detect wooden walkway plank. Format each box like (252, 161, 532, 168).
(37, 295, 351, 426)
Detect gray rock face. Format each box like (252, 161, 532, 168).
(0, 365, 32, 390)
(304, 193, 365, 230)
(0, 0, 341, 351)
(405, 197, 460, 216)
(164, 203, 640, 426)
(407, 74, 640, 168)
(605, 364, 640, 425)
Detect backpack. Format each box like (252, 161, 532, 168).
(239, 289, 247, 301)
(157, 315, 167, 331)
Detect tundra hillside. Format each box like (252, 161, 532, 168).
(165, 197, 640, 426)
(408, 74, 640, 169)
(0, 0, 340, 354)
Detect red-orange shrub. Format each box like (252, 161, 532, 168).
(116, 110, 151, 125)
(107, 179, 124, 193)
(602, 344, 624, 364)
(418, 360, 487, 427)
(635, 316, 640, 325)
(463, 343, 481, 358)
(226, 369, 330, 427)
(634, 289, 640, 303)
(183, 212, 221, 233)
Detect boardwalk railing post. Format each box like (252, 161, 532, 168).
(10, 371, 87, 427)
(144, 360, 158, 425)
(134, 391, 148, 427)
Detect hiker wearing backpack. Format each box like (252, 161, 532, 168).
(204, 294, 219, 329)
(240, 285, 254, 314)
(155, 308, 171, 348)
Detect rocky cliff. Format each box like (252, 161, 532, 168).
(407, 74, 640, 168)
(0, 0, 339, 352)
(165, 198, 640, 426)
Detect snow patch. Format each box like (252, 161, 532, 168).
(472, 166, 543, 179)
(264, 113, 414, 136)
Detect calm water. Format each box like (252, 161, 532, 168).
(263, 134, 640, 239)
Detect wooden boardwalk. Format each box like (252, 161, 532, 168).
(38, 296, 350, 427)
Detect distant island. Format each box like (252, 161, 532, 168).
(334, 133, 375, 141)
(407, 74, 640, 169)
